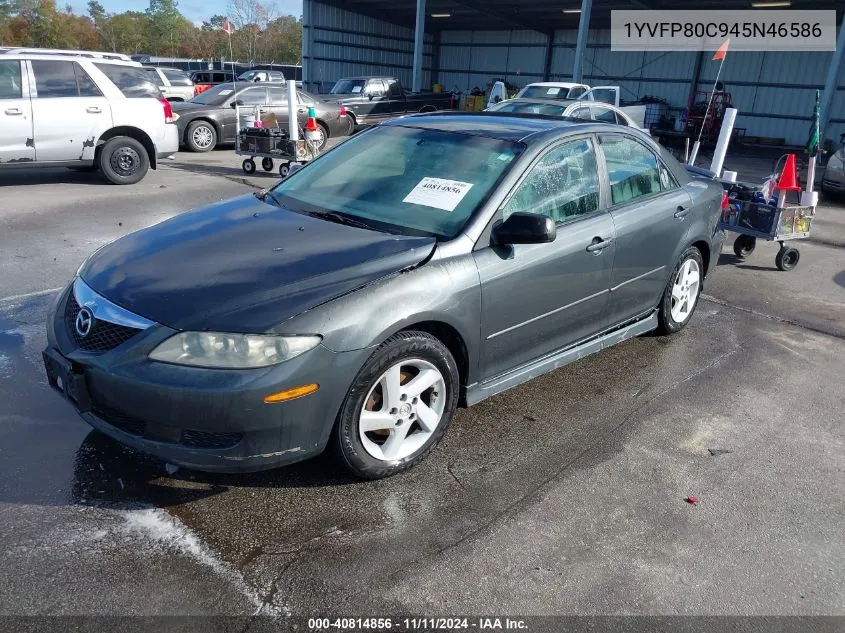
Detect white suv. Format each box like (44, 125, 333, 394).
(143, 66, 196, 102)
(0, 49, 179, 184)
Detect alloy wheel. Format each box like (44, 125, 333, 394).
(670, 258, 701, 323)
(192, 125, 214, 149)
(358, 359, 446, 461)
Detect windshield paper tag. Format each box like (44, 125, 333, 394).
(546, 87, 561, 95)
(403, 178, 474, 212)
(219, 90, 233, 95)
(352, 86, 362, 93)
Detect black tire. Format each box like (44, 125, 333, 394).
(185, 120, 217, 152)
(98, 136, 149, 185)
(775, 245, 800, 271)
(261, 157, 274, 172)
(733, 234, 756, 258)
(343, 115, 355, 136)
(242, 158, 256, 174)
(656, 246, 704, 335)
(332, 331, 460, 479)
(279, 162, 290, 177)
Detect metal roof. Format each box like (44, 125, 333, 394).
(318, 0, 842, 32)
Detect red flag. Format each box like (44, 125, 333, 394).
(222, 18, 234, 34)
(712, 39, 729, 61)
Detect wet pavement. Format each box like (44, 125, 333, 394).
(1, 158, 844, 623)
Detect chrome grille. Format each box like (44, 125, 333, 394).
(64, 292, 142, 353)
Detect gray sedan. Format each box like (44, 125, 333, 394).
(43, 113, 726, 479)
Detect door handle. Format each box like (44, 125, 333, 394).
(586, 237, 614, 253)
(297, 108, 307, 113)
(86, 106, 102, 114)
(4, 108, 22, 115)
(674, 205, 691, 219)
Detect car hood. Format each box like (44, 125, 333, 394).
(79, 195, 436, 333)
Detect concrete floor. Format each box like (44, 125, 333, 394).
(0, 151, 843, 624)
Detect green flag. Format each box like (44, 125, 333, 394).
(808, 90, 820, 157)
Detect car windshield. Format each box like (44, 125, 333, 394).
(270, 125, 523, 239)
(331, 78, 366, 94)
(516, 85, 581, 100)
(489, 101, 568, 116)
(189, 82, 238, 104)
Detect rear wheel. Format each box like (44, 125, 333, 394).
(657, 247, 703, 335)
(186, 120, 217, 152)
(261, 157, 274, 172)
(98, 136, 149, 185)
(242, 158, 256, 174)
(333, 331, 459, 479)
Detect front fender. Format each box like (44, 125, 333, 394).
(277, 255, 483, 383)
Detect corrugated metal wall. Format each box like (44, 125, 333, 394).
(304, 0, 433, 94)
(305, 2, 844, 145)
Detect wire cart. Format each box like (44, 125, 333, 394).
(720, 198, 814, 271)
(234, 105, 320, 177)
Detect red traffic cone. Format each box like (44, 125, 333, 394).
(775, 154, 801, 192)
(304, 115, 320, 143)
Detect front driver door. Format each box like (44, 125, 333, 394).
(473, 136, 617, 380)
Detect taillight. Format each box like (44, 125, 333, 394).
(159, 97, 174, 124)
(721, 191, 729, 210)
(339, 105, 347, 118)
(194, 86, 199, 97)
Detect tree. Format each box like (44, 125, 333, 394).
(227, 0, 275, 64)
(146, 0, 181, 56)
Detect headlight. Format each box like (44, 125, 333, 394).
(148, 332, 321, 369)
(828, 153, 844, 170)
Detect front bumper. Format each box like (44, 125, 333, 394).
(44, 283, 365, 473)
(821, 166, 844, 193)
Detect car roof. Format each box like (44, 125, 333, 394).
(386, 112, 656, 146)
(498, 98, 578, 107)
(522, 82, 586, 88)
(383, 112, 588, 142)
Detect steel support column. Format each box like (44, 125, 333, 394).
(572, 0, 593, 83)
(819, 17, 845, 140)
(302, 0, 313, 91)
(543, 32, 555, 81)
(412, 0, 426, 92)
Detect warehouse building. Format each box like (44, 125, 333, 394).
(302, 0, 844, 148)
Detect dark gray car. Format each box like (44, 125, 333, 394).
(171, 82, 350, 152)
(43, 113, 726, 479)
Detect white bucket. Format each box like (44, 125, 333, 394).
(722, 170, 737, 183)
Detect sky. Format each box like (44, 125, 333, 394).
(67, 0, 304, 23)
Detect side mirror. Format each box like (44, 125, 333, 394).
(231, 100, 243, 108)
(491, 212, 556, 245)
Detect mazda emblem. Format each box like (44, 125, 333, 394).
(75, 307, 93, 338)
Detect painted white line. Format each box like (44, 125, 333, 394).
(0, 287, 62, 304)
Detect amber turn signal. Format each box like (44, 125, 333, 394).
(264, 383, 319, 403)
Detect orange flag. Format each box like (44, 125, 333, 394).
(712, 39, 730, 61)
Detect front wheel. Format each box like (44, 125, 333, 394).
(242, 158, 256, 174)
(656, 247, 703, 335)
(332, 331, 459, 479)
(261, 157, 274, 172)
(98, 136, 149, 185)
(775, 245, 800, 271)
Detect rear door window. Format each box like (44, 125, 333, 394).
(600, 135, 664, 205)
(0, 60, 23, 99)
(31, 60, 78, 98)
(144, 67, 165, 87)
(591, 106, 618, 124)
(74, 63, 102, 97)
(94, 63, 160, 98)
(162, 69, 192, 86)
